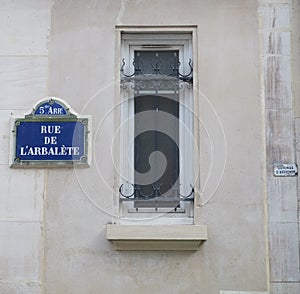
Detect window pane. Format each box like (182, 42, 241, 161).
(134, 95, 179, 208)
(134, 50, 179, 76)
(133, 50, 180, 94)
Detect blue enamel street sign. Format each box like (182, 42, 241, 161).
(16, 121, 85, 161)
(34, 100, 67, 116)
(10, 98, 90, 167)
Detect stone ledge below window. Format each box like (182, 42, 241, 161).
(106, 224, 207, 251)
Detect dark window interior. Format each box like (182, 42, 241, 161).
(133, 50, 180, 208)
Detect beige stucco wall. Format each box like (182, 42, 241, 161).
(1, 0, 299, 293)
(0, 1, 50, 293)
(44, 1, 267, 293)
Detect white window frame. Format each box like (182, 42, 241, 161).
(115, 28, 198, 225)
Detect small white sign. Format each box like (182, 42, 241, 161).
(273, 163, 298, 177)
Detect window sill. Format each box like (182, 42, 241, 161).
(106, 224, 207, 251)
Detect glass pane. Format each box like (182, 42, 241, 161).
(134, 50, 180, 94)
(134, 94, 179, 208)
(134, 50, 179, 76)
(133, 49, 181, 208)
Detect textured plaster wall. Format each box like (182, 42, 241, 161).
(291, 0, 300, 291)
(44, 1, 267, 293)
(0, 1, 51, 293)
(260, 0, 300, 293)
(3, 0, 298, 293)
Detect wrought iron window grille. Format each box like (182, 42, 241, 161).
(120, 53, 193, 86)
(119, 183, 194, 202)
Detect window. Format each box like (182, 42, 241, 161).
(106, 27, 207, 250)
(118, 31, 195, 224)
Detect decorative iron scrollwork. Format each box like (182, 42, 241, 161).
(119, 182, 194, 201)
(120, 54, 193, 86)
(119, 183, 135, 198)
